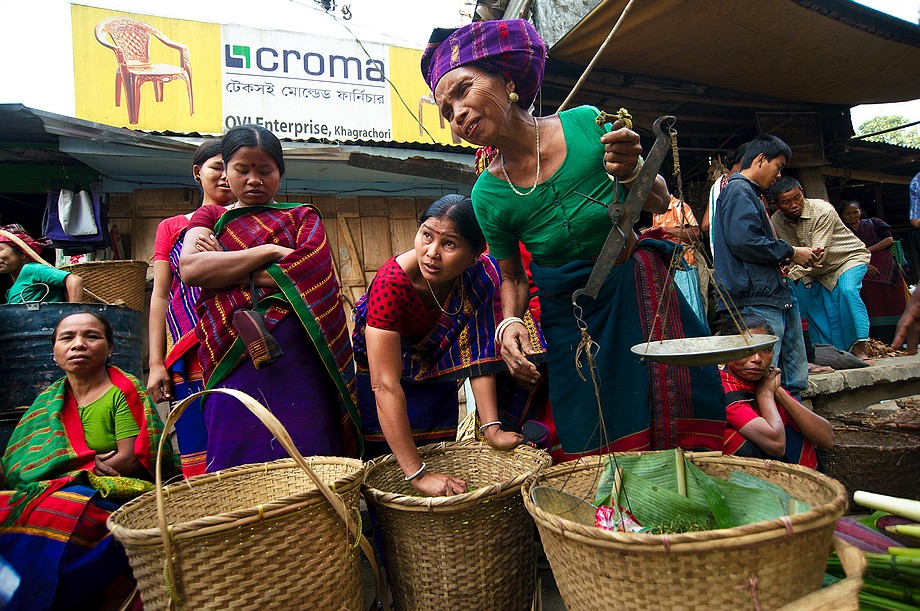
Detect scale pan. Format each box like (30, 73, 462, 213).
(630, 334, 779, 366)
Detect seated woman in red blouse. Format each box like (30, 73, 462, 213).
(718, 313, 834, 470)
(352, 195, 543, 496)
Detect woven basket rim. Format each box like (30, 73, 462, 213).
(362, 440, 552, 512)
(107, 456, 363, 543)
(522, 452, 847, 551)
(58, 259, 149, 270)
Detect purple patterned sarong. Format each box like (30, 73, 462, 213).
(203, 316, 342, 471)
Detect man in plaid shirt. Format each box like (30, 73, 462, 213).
(770, 177, 872, 361)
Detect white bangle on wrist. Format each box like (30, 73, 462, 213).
(607, 155, 644, 185)
(478, 421, 502, 434)
(404, 462, 427, 482)
(495, 316, 525, 344)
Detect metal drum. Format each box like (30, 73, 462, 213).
(0, 303, 144, 411)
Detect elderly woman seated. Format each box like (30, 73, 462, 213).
(718, 313, 834, 470)
(0, 311, 180, 610)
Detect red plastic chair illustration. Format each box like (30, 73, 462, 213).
(94, 17, 194, 125)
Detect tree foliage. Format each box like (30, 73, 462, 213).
(856, 115, 920, 148)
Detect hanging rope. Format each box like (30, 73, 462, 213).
(641, 125, 753, 348)
(572, 301, 633, 526)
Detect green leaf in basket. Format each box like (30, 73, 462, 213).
(686, 462, 736, 529)
(713, 477, 786, 525)
(728, 470, 791, 506)
(787, 497, 813, 514)
(594, 450, 684, 506)
(617, 470, 712, 530)
(725, 469, 812, 521)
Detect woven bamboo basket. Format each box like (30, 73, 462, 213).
(107, 389, 382, 610)
(59, 260, 148, 311)
(522, 452, 848, 610)
(362, 440, 552, 611)
(822, 425, 920, 506)
(895, 395, 920, 409)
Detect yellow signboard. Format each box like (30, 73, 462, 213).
(71, 5, 467, 147)
(388, 46, 467, 147)
(73, 5, 223, 133)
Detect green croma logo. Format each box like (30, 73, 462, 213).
(225, 45, 250, 69)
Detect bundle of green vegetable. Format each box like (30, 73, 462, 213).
(592, 449, 811, 533)
(826, 491, 920, 610)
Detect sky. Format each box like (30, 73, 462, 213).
(0, 0, 917, 127)
(850, 0, 920, 127)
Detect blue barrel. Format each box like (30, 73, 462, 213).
(0, 303, 144, 412)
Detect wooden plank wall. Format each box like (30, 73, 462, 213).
(111, 188, 431, 368)
(113, 188, 428, 288)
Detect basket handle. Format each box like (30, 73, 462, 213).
(775, 535, 866, 611)
(155, 388, 385, 611)
(831, 534, 867, 580)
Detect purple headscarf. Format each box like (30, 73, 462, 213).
(420, 19, 547, 109)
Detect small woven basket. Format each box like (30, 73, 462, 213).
(822, 425, 920, 506)
(107, 389, 382, 610)
(59, 260, 149, 311)
(362, 441, 552, 611)
(522, 452, 848, 611)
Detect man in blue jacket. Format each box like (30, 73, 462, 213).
(712, 135, 823, 396)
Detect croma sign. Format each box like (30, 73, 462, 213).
(224, 44, 385, 82)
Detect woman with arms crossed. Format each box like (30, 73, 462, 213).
(0, 312, 179, 610)
(180, 125, 360, 470)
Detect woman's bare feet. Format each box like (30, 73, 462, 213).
(807, 362, 833, 374)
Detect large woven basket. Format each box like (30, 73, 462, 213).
(107, 389, 382, 610)
(522, 452, 848, 610)
(822, 425, 920, 506)
(59, 260, 148, 311)
(362, 440, 552, 611)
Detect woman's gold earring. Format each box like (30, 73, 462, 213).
(508, 92, 519, 104)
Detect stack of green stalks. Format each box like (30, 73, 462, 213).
(826, 491, 920, 610)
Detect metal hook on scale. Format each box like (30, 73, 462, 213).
(571, 115, 676, 306)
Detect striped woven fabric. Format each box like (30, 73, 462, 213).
(195, 202, 358, 418)
(164, 227, 203, 367)
(1, 367, 178, 526)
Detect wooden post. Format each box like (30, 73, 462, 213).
(799, 167, 830, 201)
(336, 212, 367, 309)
